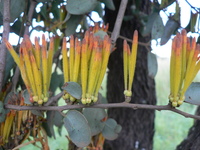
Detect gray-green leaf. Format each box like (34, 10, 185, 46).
(151, 15, 164, 40)
(62, 82, 82, 99)
(102, 118, 122, 140)
(63, 110, 91, 147)
(160, 19, 179, 45)
(83, 108, 107, 136)
(66, 0, 98, 15)
(185, 82, 200, 105)
(22, 90, 32, 105)
(147, 52, 158, 79)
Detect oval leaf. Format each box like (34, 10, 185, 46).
(184, 82, 200, 105)
(66, 0, 98, 15)
(62, 82, 82, 99)
(151, 15, 164, 40)
(114, 124, 122, 134)
(83, 108, 107, 136)
(22, 90, 32, 104)
(63, 110, 91, 147)
(141, 12, 158, 37)
(147, 52, 158, 79)
(94, 30, 108, 40)
(102, 118, 121, 140)
(100, 0, 115, 10)
(65, 15, 84, 36)
(160, 19, 179, 45)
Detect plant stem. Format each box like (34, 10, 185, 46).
(0, 0, 10, 92)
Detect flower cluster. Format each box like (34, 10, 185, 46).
(4, 35, 54, 105)
(169, 29, 200, 107)
(0, 92, 48, 148)
(62, 24, 111, 104)
(123, 30, 138, 101)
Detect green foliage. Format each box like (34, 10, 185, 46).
(141, 12, 158, 37)
(3, 53, 15, 85)
(66, 0, 98, 15)
(83, 108, 107, 136)
(185, 82, 200, 105)
(147, 52, 158, 79)
(0, 0, 25, 25)
(102, 118, 122, 140)
(22, 89, 32, 105)
(64, 15, 84, 36)
(50, 71, 64, 94)
(160, 19, 179, 45)
(62, 82, 82, 99)
(94, 30, 108, 40)
(151, 15, 164, 40)
(100, 0, 115, 10)
(45, 110, 63, 138)
(63, 110, 91, 147)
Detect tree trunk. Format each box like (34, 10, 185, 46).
(176, 107, 200, 150)
(104, 0, 156, 150)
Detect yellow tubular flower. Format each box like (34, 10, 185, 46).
(19, 48, 31, 94)
(128, 30, 138, 91)
(34, 37, 41, 69)
(180, 29, 187, 84)
(42, 45, 48, 98)
(94, 35, 111, 98)
(170, 37, 176, 99)
(4, 39, 20, 66)
(173, 38, 182, 106)
(30, 51, 42, 100)
(62, 37, 69, 83)
(69, 35, 75, 81)
(81, 39, 88, 100)
(186, 38, 196, 73)
(87, 33, 94, 63)
(123, 40, 129, 92)
(87, 40, 102, 103)
(3, 114, 14, 143)
(169, 29, 200, 107)
(181, 45, 198, 98)
(73, 39, 81, 82)
(47, 37, 54, 90)
(22, 44, 37, 96)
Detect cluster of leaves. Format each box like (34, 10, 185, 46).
(64, 108, 121, 148)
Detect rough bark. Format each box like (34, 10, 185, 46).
(176, 107, 200, 150)
(104, 0, 156, 149)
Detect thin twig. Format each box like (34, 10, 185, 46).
(0, 0, 10, 91)
(24, 0, 37, 35)
(5, 102, 200, 120)
(110, 0, 128, 44)
(44, 91, 64, 106)
(108, 31, 151, 50)
(185, 0, 199, 13)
